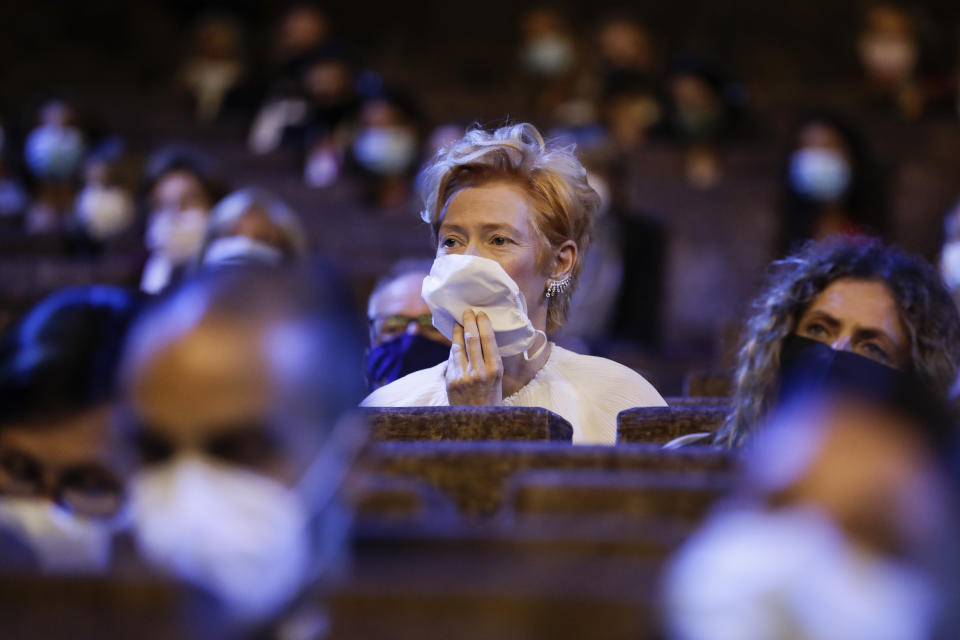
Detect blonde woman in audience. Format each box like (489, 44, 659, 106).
(716, 236, 960, 448)
(362, 122, 665, 444)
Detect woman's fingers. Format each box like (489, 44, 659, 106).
(461, 310, 485, 375)
(475, 312, 502, 376)
(450, 321, 468, 372)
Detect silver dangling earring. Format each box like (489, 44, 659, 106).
(545, 276, 571, 299)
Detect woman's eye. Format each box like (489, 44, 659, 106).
(802, 322, 829, 338)
(440, 237, 457, 248)
(863, 343, 889, 362)
(491, 236, 508, 246)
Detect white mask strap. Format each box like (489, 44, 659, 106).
(522, 330, 548, 361)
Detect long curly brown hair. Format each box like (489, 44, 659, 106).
(716, 236, 960, 448)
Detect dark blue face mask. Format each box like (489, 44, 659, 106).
(364, 333, 450, 390)
(777, 334, 950, 449)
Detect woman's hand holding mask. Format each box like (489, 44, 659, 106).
(445, 310, 503, 405)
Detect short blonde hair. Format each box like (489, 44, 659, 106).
(418, 122, 599, 333)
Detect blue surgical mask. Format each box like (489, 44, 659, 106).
(365, 333, 450, 389)
(789, 149, 851, 202)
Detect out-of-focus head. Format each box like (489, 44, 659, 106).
(299, 46, 354, 105)
(601, 71, 662, 149)
(418, 123, 599, 333)
(0, 286, 140, 572)
(720, 237, 960, 447)
(25, 99, 85, 181)
(122, 266, 363, 484)
(144, 146, 219, 215)
(748, 387, 953, 557)
(275, 4, 329, 63)
(940, 201, 960, 299)
(596, 14, 655, 73)
(191, 12, 243, 60)
(667, 63, 730, 143)
(858, 4, 918, 85)
(199, 188, 308, 268)
(786, 113, 869, 207)
(519, 7, 576, 78)
(352, 93, 421, 176)
(120, 266, 365, 620)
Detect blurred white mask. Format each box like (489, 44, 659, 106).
(421, 254, 546, 360)
(0, 497, 115, 573)
(203, 235, 284, 267)
(145, 207, 208, 263)
(75, 185, 134, 240)
(940, 241, 960, 291)
(789, 148, 851, 202)
(130, 456, 310, 622)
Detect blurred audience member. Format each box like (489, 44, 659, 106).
(365, 259, 450, 390)
(272, 4, 331, 82)
(178, 13, 247, 122)
(23, 99, 86, 233)
(348, 91, 422, 210)
(363, 123, 665, 444)
(665, 383, 957, 640)
(518, 8, 579, 122)
(119, 267, 365, 628)
(140, 146, 222, 294)
(717, 237, 960, 447)
(600, 70, 662, 153)
(595, 13, 658, 80)
(663, 61, 746, 188)
(73, 144, 135, 245)
(779, 112, 888, 254)
(857, 3, 925, 119)
(0, 287, 140, 573)
(197, 187, 307, 269)
(940, 199, 960, 309)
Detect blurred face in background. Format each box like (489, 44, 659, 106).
(145, 170, 213, 267)
(794, 278, 908, 369)
(275, 6, 328, 63)
(789, 121, 853, 205)
(858, 5, 918, 86)
(597, 18, 654, 73)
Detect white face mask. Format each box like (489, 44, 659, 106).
(129, 456, 312, 622)
(940, 241, 960, 290)
(0, 497, 116, 574)
(421, 254, 547, 360)
(76, 185, 135, 240)
(24, 124, 86, 180)
(789, 148, 851, 202)
(521, 35, 575, 77)
(145, 207, 208, 263)
(203, 235, 284, 267)
(352, 126, 418, 175)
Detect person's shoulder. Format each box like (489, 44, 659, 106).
(361, 361, 447, 407)
(550, 345, 666, 406)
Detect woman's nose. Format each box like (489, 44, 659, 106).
(831, 336, 852, 353)
(463, 243, 481, 257)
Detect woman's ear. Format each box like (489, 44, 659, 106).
(551, 240, 578, 281)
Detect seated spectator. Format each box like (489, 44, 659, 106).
(857, 3, 926, 120)
(365, 259, 451, 390)
(177, 12, 247, 122)
(197, 187, 307, 269)
(716, 236, 960, 447)
(779, 112, 887, 254)
(938, 199, 960, 310)
(0, 286, 140, 573)
(119, 266, 365, 628)
(140, 146, 223, 294)
(23, 99, 86, 233)
(362, 123, 665, 444)
(665, 380, 956, 639)
(73, 144, 135, 246)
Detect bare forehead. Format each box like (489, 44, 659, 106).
(440, 182, 538, 231)
(806, 278, 898, 315)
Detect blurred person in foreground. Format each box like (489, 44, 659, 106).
(365, 259, 450, 390)
(118, 266, 366, 630)
(0, 286, 140, 573)
(140, 146, 223, 294)
(195, 187, 308, 270)
(664, 375, 959, 640)
(362, 123, 665, 444)
(937, 199, 960, 310)
(779, 112, 887, 254)
(715, 236, 960, 448)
